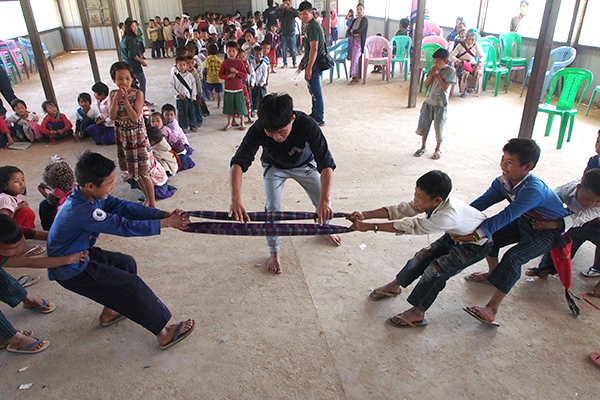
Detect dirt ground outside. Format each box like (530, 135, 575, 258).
(1, 50, 600, 399)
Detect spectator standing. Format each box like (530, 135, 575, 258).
(278, 0, 300, 68)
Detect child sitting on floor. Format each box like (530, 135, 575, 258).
(85, 82, 116, 145)
(37, 156, 75, 231)
(147, 126, 179, 176)
(0, 166, 36, 229)
(0, 116, 12, 148)
(5, 99, 42, 143)
(74, 92, 99, 141)
(160, 103, 194, 154)
(348, 170, 491, 327)
(413, 48, 456, 160)
(47, 151, 194, 350)
(40, 100, 73, 144)
(0, 215, 88, 354)
(150, 112, 195, 171)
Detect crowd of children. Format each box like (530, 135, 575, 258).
(3, 5, 600, 377)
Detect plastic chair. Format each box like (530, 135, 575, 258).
(482, 42, 510, 96)
(362, 36, 391, 83)
(499, 32, 527, 85)
(0, 39, 28, 80)
(390, 35, 411, 81)
(326, 38, 348, 83)
(520, 46, 577, 100)
(585, 85, 600, 116)
(538, 68, 593, 149)
(18, 37, 54, 72)
(422, 35, 448, 49)
(419, 43, 442, 92)
(0, 52, 19, 84)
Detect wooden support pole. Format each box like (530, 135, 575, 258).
(325, 0, 331, 46)
(408, 0, 425, 108)
(518, 0, 562, 139)
(76, 0, 101, 83)
(137, 0, 146, 47)
(383, 0, 391, 39)
(477, 0, 489, 32)
(19, 0, 56, 103)
(107, 0, 122, 61)
(567, 0, 588, 46)
(125, 0, 133, 19)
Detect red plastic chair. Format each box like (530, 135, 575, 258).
(362, 36, 391, 83)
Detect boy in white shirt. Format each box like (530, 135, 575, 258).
(249, 45, 269, 118)
(348, 170, 491, 328)
(168, 56, 198, 132)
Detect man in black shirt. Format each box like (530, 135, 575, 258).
(229, 93, 341, 274)
(277, 0, 300, 68)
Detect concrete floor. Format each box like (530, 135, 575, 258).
(1, 50, 600, 399)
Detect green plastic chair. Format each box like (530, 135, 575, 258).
(499, 32, 527, 85)
(482, 42, 509, 96)
(585, 85, 600, 116)
(420, 43, 442, 92)
(326, 38, 348, 83)
(485, 36, 502, 66)
(538, 68, 593, 149)
(390, 35, 411, 81)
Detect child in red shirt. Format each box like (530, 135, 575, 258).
(40, 100, 73, 144)
(219, 41, 248, 131)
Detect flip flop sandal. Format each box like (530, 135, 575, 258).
(413, 149, 426, 157)
(18, 275, 41, 288)
(525, 267, 553, 279)
(0, 330, 34, 350)
(432, 151, 442, 160)
(581, 267, 600, 278)
(100, 314, 126, 327)
(23, 245, 46, 257)
(463, 306, 500, 327)
(160, 319, 195, 350)
(590, 352, 600, 368)
(23, 298, 56, 314)
(464, 272, 491, 285)
(386, 314, 428, 328)
(6, 338, 50, 354)
(368, 288, 402, 302)
(222, 126, 232, 131)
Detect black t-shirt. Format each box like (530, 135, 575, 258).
(230, 111, 336, 173)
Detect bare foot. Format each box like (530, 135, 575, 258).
(267, 252, 282, 274)
(370, 280, 401, 300)
(323, 234, 342, 246)
(157, 318, 194, 347)
(99, 307, 120, 325)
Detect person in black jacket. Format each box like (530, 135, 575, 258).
(229, 93, 341, 274)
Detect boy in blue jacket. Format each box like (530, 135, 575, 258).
(453, 138, 569, 325)
(48, 151, 194, 349)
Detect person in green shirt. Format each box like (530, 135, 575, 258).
(120, 18, 152, 105)
(298, 1, 326, 126)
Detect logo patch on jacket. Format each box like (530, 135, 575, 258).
(93, 208, 107, 221)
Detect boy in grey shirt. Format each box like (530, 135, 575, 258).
(413, 48, 456, 160)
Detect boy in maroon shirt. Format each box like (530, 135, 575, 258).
(219, 41, 248, 131)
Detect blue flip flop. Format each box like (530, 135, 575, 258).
(7, 338, 50, 354)
(17, 275, 40, 288)
(23, 298, 56, 314)
(160, 320, 195, 350)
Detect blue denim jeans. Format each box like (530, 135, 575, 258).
(280, 33, 297, 66)
(176, 98, 197, 130)
(307, 68, 324, 122)
(396, 234, 492, 312)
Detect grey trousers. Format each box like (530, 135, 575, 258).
(263, 160, 328, 252)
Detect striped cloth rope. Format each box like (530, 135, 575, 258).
(182, 211, 349, 221)
(185, 222, 352, 236)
